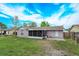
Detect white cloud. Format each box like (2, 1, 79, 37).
(43, 5, 65, 26)
(62, 3, 79, 28)
(0, 14, 9, 18)
(44, 4, 79, 28)
(26, 8, 34, 14)
(15, 7, 26, 13)
(0, 4, 79, 29)
(0, 4, 41, 20)
(0, 4, 43, 26)
(69, 3, 79, 12)
(0, 4, 28, 16)
(36, 9, 42, 14)
(0, 4, 15, 16)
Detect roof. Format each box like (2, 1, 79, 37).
(70, 24, 79, 32)
(26, 26, 63, 30)
(0, 27, 17, 31)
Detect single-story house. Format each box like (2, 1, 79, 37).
(6, 29, 17, 35)
(70, 25, 79, 40)
(0, 30, 6, 35)
(0, 27, 17, 35)
(17, 26, 64, 40)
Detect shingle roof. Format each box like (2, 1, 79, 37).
(70, 24, 79, 32)
(0, 27, 16, 31)
(27, 26, 63, 30)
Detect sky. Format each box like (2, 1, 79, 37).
(0, 3, 79, 29)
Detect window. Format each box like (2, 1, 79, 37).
(29, 30, 43, 37)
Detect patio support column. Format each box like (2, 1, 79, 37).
(37, 30, 38, 36)
(41, 30, 42, 37)
(42, 30, 43, 37)
(32, 31, 33, 36)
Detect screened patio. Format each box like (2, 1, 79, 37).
(28, 30, 47, 37)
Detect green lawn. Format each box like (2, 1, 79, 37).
(0, 35, 44, 56)
(50, 38, 79, 56)
(0, 35, 79, 56)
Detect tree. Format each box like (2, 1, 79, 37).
(12, 16, 19, 27)
(0, 22, 3, 29)
(0, 22, 7, 35)
(46, 22, 50, 26)
(23, 22, 37, 27)
(11, 16, 19, 35)
(23, 22, 28, 27)
(40, 21, 50, 27)
(31, 22, 37, 27)
(0, 22, 7, 29)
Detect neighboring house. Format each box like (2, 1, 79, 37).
(0, 27, 17, 35)
(6, 29, 16, 35)
(6, 27, 17, 35)
(0, 30, 6, 35)
(17, 26, 64, 40)
(70, 25, 79, 40)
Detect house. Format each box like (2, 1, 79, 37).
(0, 27, 17, 35)
(6, 27, 17, 35)
(70, 25, 79, 40)
(6, 29, 16, 35)
(17, 26, 64, 40)
(0, 30, 6, 35)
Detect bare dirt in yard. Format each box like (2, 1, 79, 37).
(37, 40, 67, 56)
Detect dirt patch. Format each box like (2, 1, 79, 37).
(37, 40, 67, 56)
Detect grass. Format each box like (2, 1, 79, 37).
(50, 38, 79, 56)
(0, 35, 79, 56)
(0, 35, 44, 56)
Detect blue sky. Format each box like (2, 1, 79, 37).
(0, 3, 79, 29)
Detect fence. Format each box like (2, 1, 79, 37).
(63, 32, 70, 39)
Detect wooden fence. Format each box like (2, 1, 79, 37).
(63, 32, 70, 39)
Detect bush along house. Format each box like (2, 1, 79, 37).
(17, 26, 64, 40)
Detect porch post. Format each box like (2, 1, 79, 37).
(32, 31, 33, 36)
(42, 30, 43, 37)
(36, 30, 38, 37)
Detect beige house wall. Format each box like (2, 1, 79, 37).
(47, 30, 63, 39)
(6, 30, 15, 35)
(17, 29, 28, 37)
